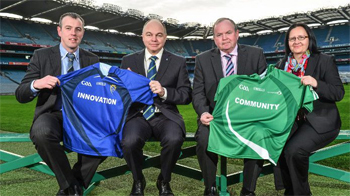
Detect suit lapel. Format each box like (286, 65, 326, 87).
(305, 53, 318, 76)
(211, 49, 224, 79)
(135, 50, 146, 77)
(50, 45, 62, 76)
(236, 44, 247, 75)
(79, 49, 88, 68)
(156, 50, 170, 81)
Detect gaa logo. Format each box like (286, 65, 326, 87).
(81, 81, 92, 87)
(239, 84, 249, 92)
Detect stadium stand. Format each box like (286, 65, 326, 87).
(0, 1, 349, 95)
(238, 35, 258, 47)
(0, 2, 349, 196)
(0, 70, 23, 94)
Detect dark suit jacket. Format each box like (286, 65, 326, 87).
(121, 49, 192, 133)
(15, 45, 99, 122)
(277, 53, 344, 133)
(192, 44, 267, 117)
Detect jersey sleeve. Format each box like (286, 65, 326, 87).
(110, 67, 154, 105)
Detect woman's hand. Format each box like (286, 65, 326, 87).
(301, 76, 317, 88)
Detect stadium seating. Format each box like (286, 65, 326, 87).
(313, 26, 330, 47)
(11, 20, 58, 46)
(1, 57, 29, 64)
(0, 19, 33, 44)
(1, 17, 349, 95)
(189, 40, 213, 55)
(329, 25, 350, 46)
(2, 70, 26, 83)
(0, 75, 19, 94)
(255, 33, 281, 53)
(239, 36, 258, 46)
(165, 40, 189, 56)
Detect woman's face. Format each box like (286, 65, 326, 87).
(288, 26, 309, 56)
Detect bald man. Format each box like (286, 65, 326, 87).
(121, 19, 192, 196)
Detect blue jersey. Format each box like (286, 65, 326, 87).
(58, 63, 154, 157)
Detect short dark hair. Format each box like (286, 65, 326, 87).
(142, 19, 167, 35)
(59, 12, 85, 28)
(284, 23, 320, 58)
(212, 18, 238, 35)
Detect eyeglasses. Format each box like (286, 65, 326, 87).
(288, 36, 308, 42)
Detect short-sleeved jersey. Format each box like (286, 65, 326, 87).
(208, 65, 319, 165)
(58, 63, 154, 157)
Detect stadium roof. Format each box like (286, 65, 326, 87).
(1, 0, 349, 39)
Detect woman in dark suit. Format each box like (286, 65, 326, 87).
(277, 23, 345, 196)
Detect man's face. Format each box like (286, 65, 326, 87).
(213, 20, 239, 54)
(57, 16, 84, 53)
(142, 20, 167, 55)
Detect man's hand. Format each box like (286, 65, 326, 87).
(33, 75, 60, 90)
(200, 112, 213, 126)
(149, 80, 165, 97)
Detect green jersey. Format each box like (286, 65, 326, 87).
(208, 65, 319, 165)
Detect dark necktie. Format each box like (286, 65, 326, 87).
(67, 53, 75, 73)
(224, 54, 234, 76)
(143, 56, 158, 120)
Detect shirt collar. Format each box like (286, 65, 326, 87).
(145, 48, 163, 61)
(59, 43, 80, 61)
(220, 44, 238, 57)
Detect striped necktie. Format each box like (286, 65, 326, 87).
(224, 54, 234, 76)
(67, 53, 75, 73)
(53, 53, 75, 111)
(143, 56, 158, 120)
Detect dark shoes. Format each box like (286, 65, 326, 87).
(240, 190, 256, 196)
(156, 179, 174, 196)
(204, 186, 217, 196)
(130, 177, 146, 196)
(240, 193, 255, 196)
(56, 184, 83, 196)
(129, 177, 173, 196)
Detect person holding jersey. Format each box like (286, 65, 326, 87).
(15, 12, 105, 196)
(121, 19, 192, 196)
(192, 17, 267, 196)
(276, 23, 344, 196)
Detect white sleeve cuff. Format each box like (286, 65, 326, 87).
(160, 87, 167, 100)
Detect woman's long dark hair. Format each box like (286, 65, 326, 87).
(283, 23, 320, 60)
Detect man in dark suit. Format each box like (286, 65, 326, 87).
(192, 18, 267, 196)
(15, 12, 105, 196)
(121, 19, 192, 196)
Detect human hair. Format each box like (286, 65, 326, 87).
(284, 23, 320, 58)
(142, 19, 167, 35)
(212, 18, 238, 35)
(58, 12, 85, 28)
